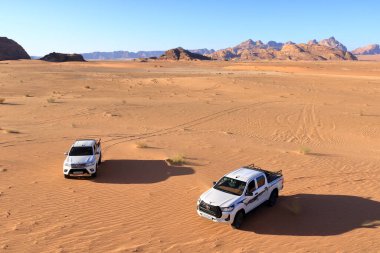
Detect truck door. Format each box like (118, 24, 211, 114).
(255, 175, 270, 205)
(243, 179, 261, 212)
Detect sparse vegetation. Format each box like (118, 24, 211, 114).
(47, 98, 56, 103)
(1, 128, 20, 134)
(136, 142, 149, 148)
(84, 85, 91, 89)
(25, 94, 33, 97)
(166, 154, 185, 166)
(0, 98, 5, 104)
(299, 146, 311, 155)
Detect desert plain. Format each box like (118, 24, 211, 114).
(0, 60, 380, 252)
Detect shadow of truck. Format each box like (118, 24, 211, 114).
(241, 194, 380, 236)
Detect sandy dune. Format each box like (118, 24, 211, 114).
(1, 60, 380, 252)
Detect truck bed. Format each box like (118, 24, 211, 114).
(244, 164, 282, 183)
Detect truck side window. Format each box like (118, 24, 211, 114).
(247, 180, 256, 193)
(256, 176, 265, 188)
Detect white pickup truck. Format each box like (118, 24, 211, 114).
(63, 139, 102, 178)
(197, 164, 283, 229)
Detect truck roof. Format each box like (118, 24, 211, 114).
(225, 167, 263, 182)
(73, 139, 96, 147)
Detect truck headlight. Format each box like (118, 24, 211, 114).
(221, 205, 234, 212)
(85, 161, 96, 167)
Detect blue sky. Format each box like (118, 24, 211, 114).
(1, 0, 379, 55)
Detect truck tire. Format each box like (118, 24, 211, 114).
(267, 190, 278, 207)
(64, 174, 70, 179)
(91, 171, 97, 178)
(231, 210, 245, 229)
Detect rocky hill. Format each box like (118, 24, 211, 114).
(40, 52, 86, 62)
(208, 37, 355, 61)
(0, 37, 30, 61)
(159, 47, 211, 61)
(352, 44, 380, 55)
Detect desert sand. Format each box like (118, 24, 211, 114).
(1, 60, 380, 252)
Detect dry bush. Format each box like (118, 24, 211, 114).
(136, 142, 149, 148)
(299, 147, 311, 155)
(47, 98, 55, 103)
(0, 98, 5, 104)
(166, 154, 185, 166)
(1, 128, 20, 134)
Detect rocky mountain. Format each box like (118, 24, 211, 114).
(159, 47, 211, 61)
(81, 48, 214, 60)
(318, 36, 347, 51)
(0, 37, 30, 61)
(40, 52, 86, 62)
(208, 37, 355, 61)
(352, 44, 380, 55)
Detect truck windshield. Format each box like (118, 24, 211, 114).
(214, 177, 246, 196)
(69, 146, 93, 156)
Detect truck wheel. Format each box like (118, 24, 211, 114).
(91, 171, 97, 178)
(64, 174, 70, 179)
(267, 190, 278, 207)
(231, 210, 245, 229)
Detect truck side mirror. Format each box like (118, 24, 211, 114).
(96, 151, 100, 155)
(64, 152, 68, 156)
(245, 191, 253, 196)
(212, 181, 216, 186)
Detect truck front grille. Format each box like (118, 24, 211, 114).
(69, 169, 89, 175)
(199, 201, 222, 218)
(71, 163, 86, 168)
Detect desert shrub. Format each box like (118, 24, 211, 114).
(0, 98, 5, 104)
(47, 98, 55, 103)
(299, 147, 311, 155)
(166, 154, 185, 166)
(136, 142, 149, 148)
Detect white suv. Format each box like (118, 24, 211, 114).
(63, 139, 102, 178)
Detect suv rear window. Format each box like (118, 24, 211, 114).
(69, 146, 93, 156)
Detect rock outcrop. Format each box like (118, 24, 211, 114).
(352, 44, 380, 55)
(159, 47, 211, 61)
(0, 37, 30, 61)
(40, 52, 86, 62)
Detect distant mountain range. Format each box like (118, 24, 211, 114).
(352, 44, 380, 55)
(4, 35, 380, 62)
(81, 48, 215, 60)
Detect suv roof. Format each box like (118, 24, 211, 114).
(73, 139, 96, 147)
(225, 168, 263, 182)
